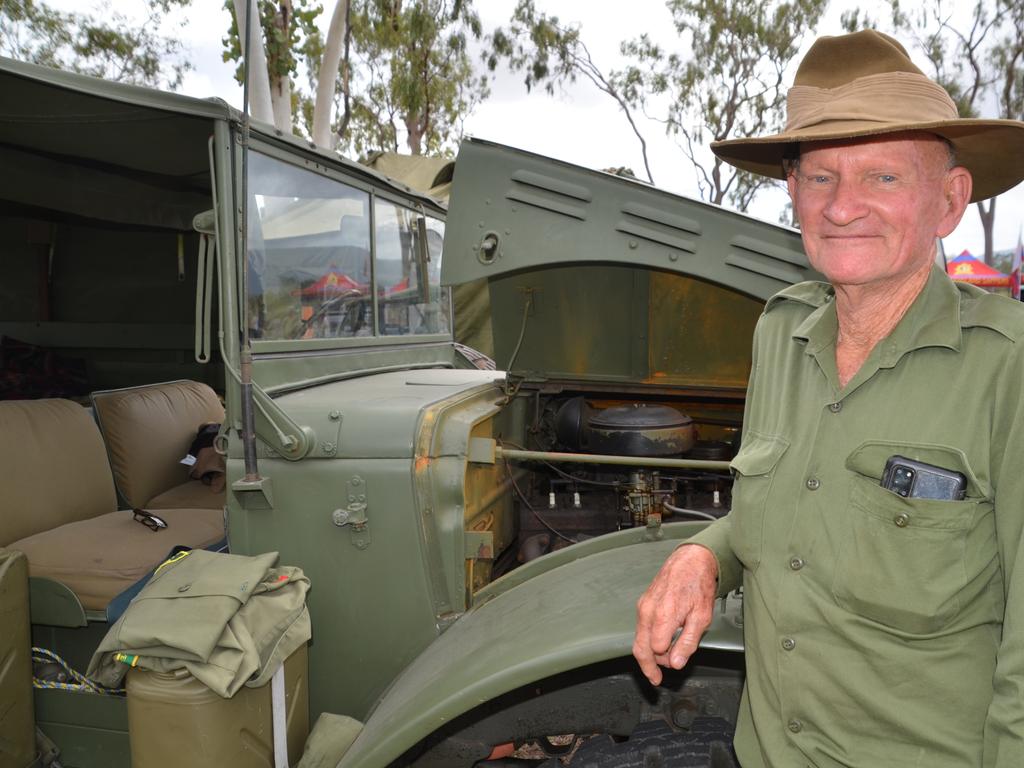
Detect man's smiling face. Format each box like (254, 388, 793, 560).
(787, 132, 972, 291)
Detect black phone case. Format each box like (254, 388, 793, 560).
(881, 455, 967, 500)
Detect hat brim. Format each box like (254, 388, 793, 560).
(711, 119, 1024, 203)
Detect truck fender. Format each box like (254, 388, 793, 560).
(336, 535, 744, 767)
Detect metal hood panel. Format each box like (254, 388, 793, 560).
(441, 138, 823, 386)
(442, 138, 819, 300)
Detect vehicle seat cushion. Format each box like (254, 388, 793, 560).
(0, 399, 117, 546)
(92, 380, 225, 509)
(148, 480, 225, 511)
(9, 507, 225, 611)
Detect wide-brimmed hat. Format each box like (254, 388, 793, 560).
(711, 30, 1024, 202)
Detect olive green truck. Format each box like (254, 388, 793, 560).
(0, 56, 820, 767)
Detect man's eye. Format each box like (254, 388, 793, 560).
(878, 174, 897, 183)
(805, 175, 830, 184)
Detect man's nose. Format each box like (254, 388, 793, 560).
(823, 177, 869, 225)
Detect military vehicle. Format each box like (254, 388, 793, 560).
(0, 55, 821, 768)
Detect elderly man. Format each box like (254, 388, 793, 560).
(634, 30, 1024, 767)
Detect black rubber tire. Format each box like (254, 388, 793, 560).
(542, 718, 739, 768)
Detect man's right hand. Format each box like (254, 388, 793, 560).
(633, 543, 719, 686)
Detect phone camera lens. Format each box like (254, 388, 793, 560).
(891, 467, 915, 497)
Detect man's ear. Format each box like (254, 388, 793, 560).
(786, 172, 798, 203)
(937, 167, 972, 238)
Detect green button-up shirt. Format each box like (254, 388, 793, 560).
(691, 266, 1024, 767)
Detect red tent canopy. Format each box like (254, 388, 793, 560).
(295, 269, 367, 296)
(946, 250, 1010, 287)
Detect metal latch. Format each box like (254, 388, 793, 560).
(332, 475, 370, 550)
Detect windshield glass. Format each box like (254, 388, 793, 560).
(245, 151, 449, 341)
(375, 199, 449, 336)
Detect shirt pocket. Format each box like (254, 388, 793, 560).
(832, 442, 994, 635)
(728, 431, 789, 574)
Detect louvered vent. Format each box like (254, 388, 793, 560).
(726, 235, 807, 284)
(615, 202, 701, 254)
(505, 170, 592, 220)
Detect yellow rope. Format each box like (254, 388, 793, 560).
(31, 647, 124, 696)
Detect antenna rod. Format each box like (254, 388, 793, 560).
(239, 0, 260, 482)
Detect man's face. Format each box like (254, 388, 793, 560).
(786, 133, 972, 290)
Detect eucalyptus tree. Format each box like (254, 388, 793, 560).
(0, 0, 192, 89)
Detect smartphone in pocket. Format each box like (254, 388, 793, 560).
(881, 455, 967, 500)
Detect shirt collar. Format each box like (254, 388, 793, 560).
(791, 264, 962, 363)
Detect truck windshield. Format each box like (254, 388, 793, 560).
(245, 150, 450, 341)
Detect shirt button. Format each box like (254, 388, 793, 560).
(781, 637, 796, 651)
(828, 402, 842, 413)
(789, 556, 805, 571)
(894, 513, 910, 528)
(788, 719, 803, 733)
(805, 477, 821, 491)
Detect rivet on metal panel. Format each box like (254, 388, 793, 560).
(629, 240, 638, 249)
(321, 441, 336, 454)
(328, 410, 341, 421)
(332, 509, 350, 527)
(668, 252, 679, 262)
(351, 476, 362, 486)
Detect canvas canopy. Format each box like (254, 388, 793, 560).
(0, 56, 441, 233)
(946, 250, 1010, 287)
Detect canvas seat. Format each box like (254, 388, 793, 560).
(0, 398, 224, 612)
(10, 507, 223, 611)
(91, 380, 225, 511)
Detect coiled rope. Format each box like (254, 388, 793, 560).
(31, 647, 124, 695)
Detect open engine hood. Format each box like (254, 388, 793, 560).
(442, 138, 822, 389)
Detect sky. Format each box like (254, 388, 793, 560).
(67, 0, 1024, 258)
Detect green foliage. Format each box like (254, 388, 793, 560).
(223, 0, 322, 87)
(992, 0, 1024, 121)
(486, 1, 582, 96)
(342, 0, 488, 157)
(0, 0, 192, 89)
(223, 0, 488, 157)
(620, 0, 827, 210)
(487, 0, 826, 210)
(887, 0, 998, 118)
(486, 0, 655, 183)
(881, 0, 1018, 262)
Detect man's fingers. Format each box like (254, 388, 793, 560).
(632, 631, 664, 685)
(647, 611, 683, 656)
(672, 603, 714, 665)
(634, 649, 664, 686)
(633, 544, 719, 685)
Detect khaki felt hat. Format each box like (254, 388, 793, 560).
(710, 30, 1024, 202)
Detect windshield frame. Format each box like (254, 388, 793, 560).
(243, 139, 451, 356)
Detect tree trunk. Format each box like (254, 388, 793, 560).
(405, 114, 424, 155)
(270, 75, 293, 134)
(268, 1, 295, 134)
(312, 0, 351, 149)
(231, 0, 274, 126)
(977, 198, 996, 265)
